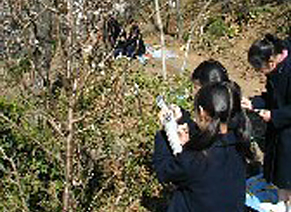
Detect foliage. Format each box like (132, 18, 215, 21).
(0, 97, 64, 212)
(1, 56, 195, 211)
(205, 17, 233, 38)
(1, 0, 290, 211)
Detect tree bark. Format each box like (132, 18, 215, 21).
(154, 0, 167, 80)
(181, 0, 213, 72)
(176, 0, 183, 41)
(63, 0, 75, 211)
(63, 96, 74, 212)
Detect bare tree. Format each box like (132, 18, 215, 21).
(181, 0, 213, 72)
(154, 0, 167, 79)
(176, 0, 183, 41)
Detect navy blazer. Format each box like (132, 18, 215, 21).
(253, 37, 291, 189)
(153, 130, 246, 212)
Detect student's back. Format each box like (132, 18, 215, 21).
(154, 82, 251, 212)
(154, 130, 246, 212)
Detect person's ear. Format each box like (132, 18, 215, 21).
(268, 55, 280, 70)
(268, 61, 277, 70)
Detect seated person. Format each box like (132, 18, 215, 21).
(125, 22, 146, 58)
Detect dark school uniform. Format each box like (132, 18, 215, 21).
(153, 130, 246, 212)
(252, 38, 291, 189)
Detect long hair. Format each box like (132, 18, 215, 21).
(189, 82, 252, 158)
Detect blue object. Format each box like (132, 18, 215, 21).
(245, 173, 279, 212)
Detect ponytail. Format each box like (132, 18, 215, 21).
(190, 83, 232, 151)
(190, 82, 254, 161)
(189, 118, 220, 151)
(226, 81, 254, 160)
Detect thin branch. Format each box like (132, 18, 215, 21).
(146, 1, 169, 21)
(20, 7, 48, 36)
(30, 110, 65, 138)
(63, 0, 76, 209)
(46, 117, 65, 137)
(176, 0, 183, 41)
(0, 113, 63, 163)
(180, 0, 213, 72)
(154, 0, 167, 80)
(85, 173, 117, 212)
(72, 111, 91, 124)
(39, 1, 60, 14)
(0, 146, 29, 212)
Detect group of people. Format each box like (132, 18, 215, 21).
(104, 16, 146, 59)
(153, 33, 291, 212)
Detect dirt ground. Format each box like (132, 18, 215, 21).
(143, 31, 266, 98)
(141, 2, 290, 99)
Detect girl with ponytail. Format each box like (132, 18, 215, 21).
(153, 82, 251, 212)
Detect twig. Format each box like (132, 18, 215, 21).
(180, 0, 213, 72)
(72, 111, 91, 124)
(62, 0, 76, 208)
(0, 146, 29, 212)
(20, 7, 48, 36)
(85, 173, 117, 212)
(39, 1, 59, 14)
(154, 0, 167, 80)
(46, 117, 65, 137)
(0, 113, 63, 163)
(176, 0, 183, 41)
(146, 1, 169, 21)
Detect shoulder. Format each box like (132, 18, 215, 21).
(284, 36, 291, 47)
(155, 130, 167, 143)
(279, 38, 291, 77)
(214, 132, 240, 147)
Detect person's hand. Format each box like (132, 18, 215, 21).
(177, 123, 189, 146)
(169, 104, 182, 121)
(241, 97, 253, 111)
(158, 107, 171, 126)
(255, 109, 271, 122)
(158, 104, 182, 125)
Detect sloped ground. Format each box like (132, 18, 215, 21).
(143, 29, 265, 98)
(142, 2, 290, 98)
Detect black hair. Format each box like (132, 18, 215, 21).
(191, 59, 229, 86)
(190, 82, 252, 155)
(176, 108, 200, 142)
(248, 33, 286, 69)
(105, 16, 124, 47)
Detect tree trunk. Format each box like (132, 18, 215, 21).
(176, 0, 183, 41)
(63, 0, 75, 211)
(63, 97, 74, 212)
(154, 0, 167, 80)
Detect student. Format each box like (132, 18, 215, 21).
(104, 16, 126, 49)
(156, 59, 232, 159)
(125, 22, 146, 58)
(113, 31, 127, 58)
(162, 59, 232, 155)
(242, 33, 291, 206)
(191, 60, 252, 153)
(153, 82, 251, 212)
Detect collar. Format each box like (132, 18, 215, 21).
(272, 49, 290, 75)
